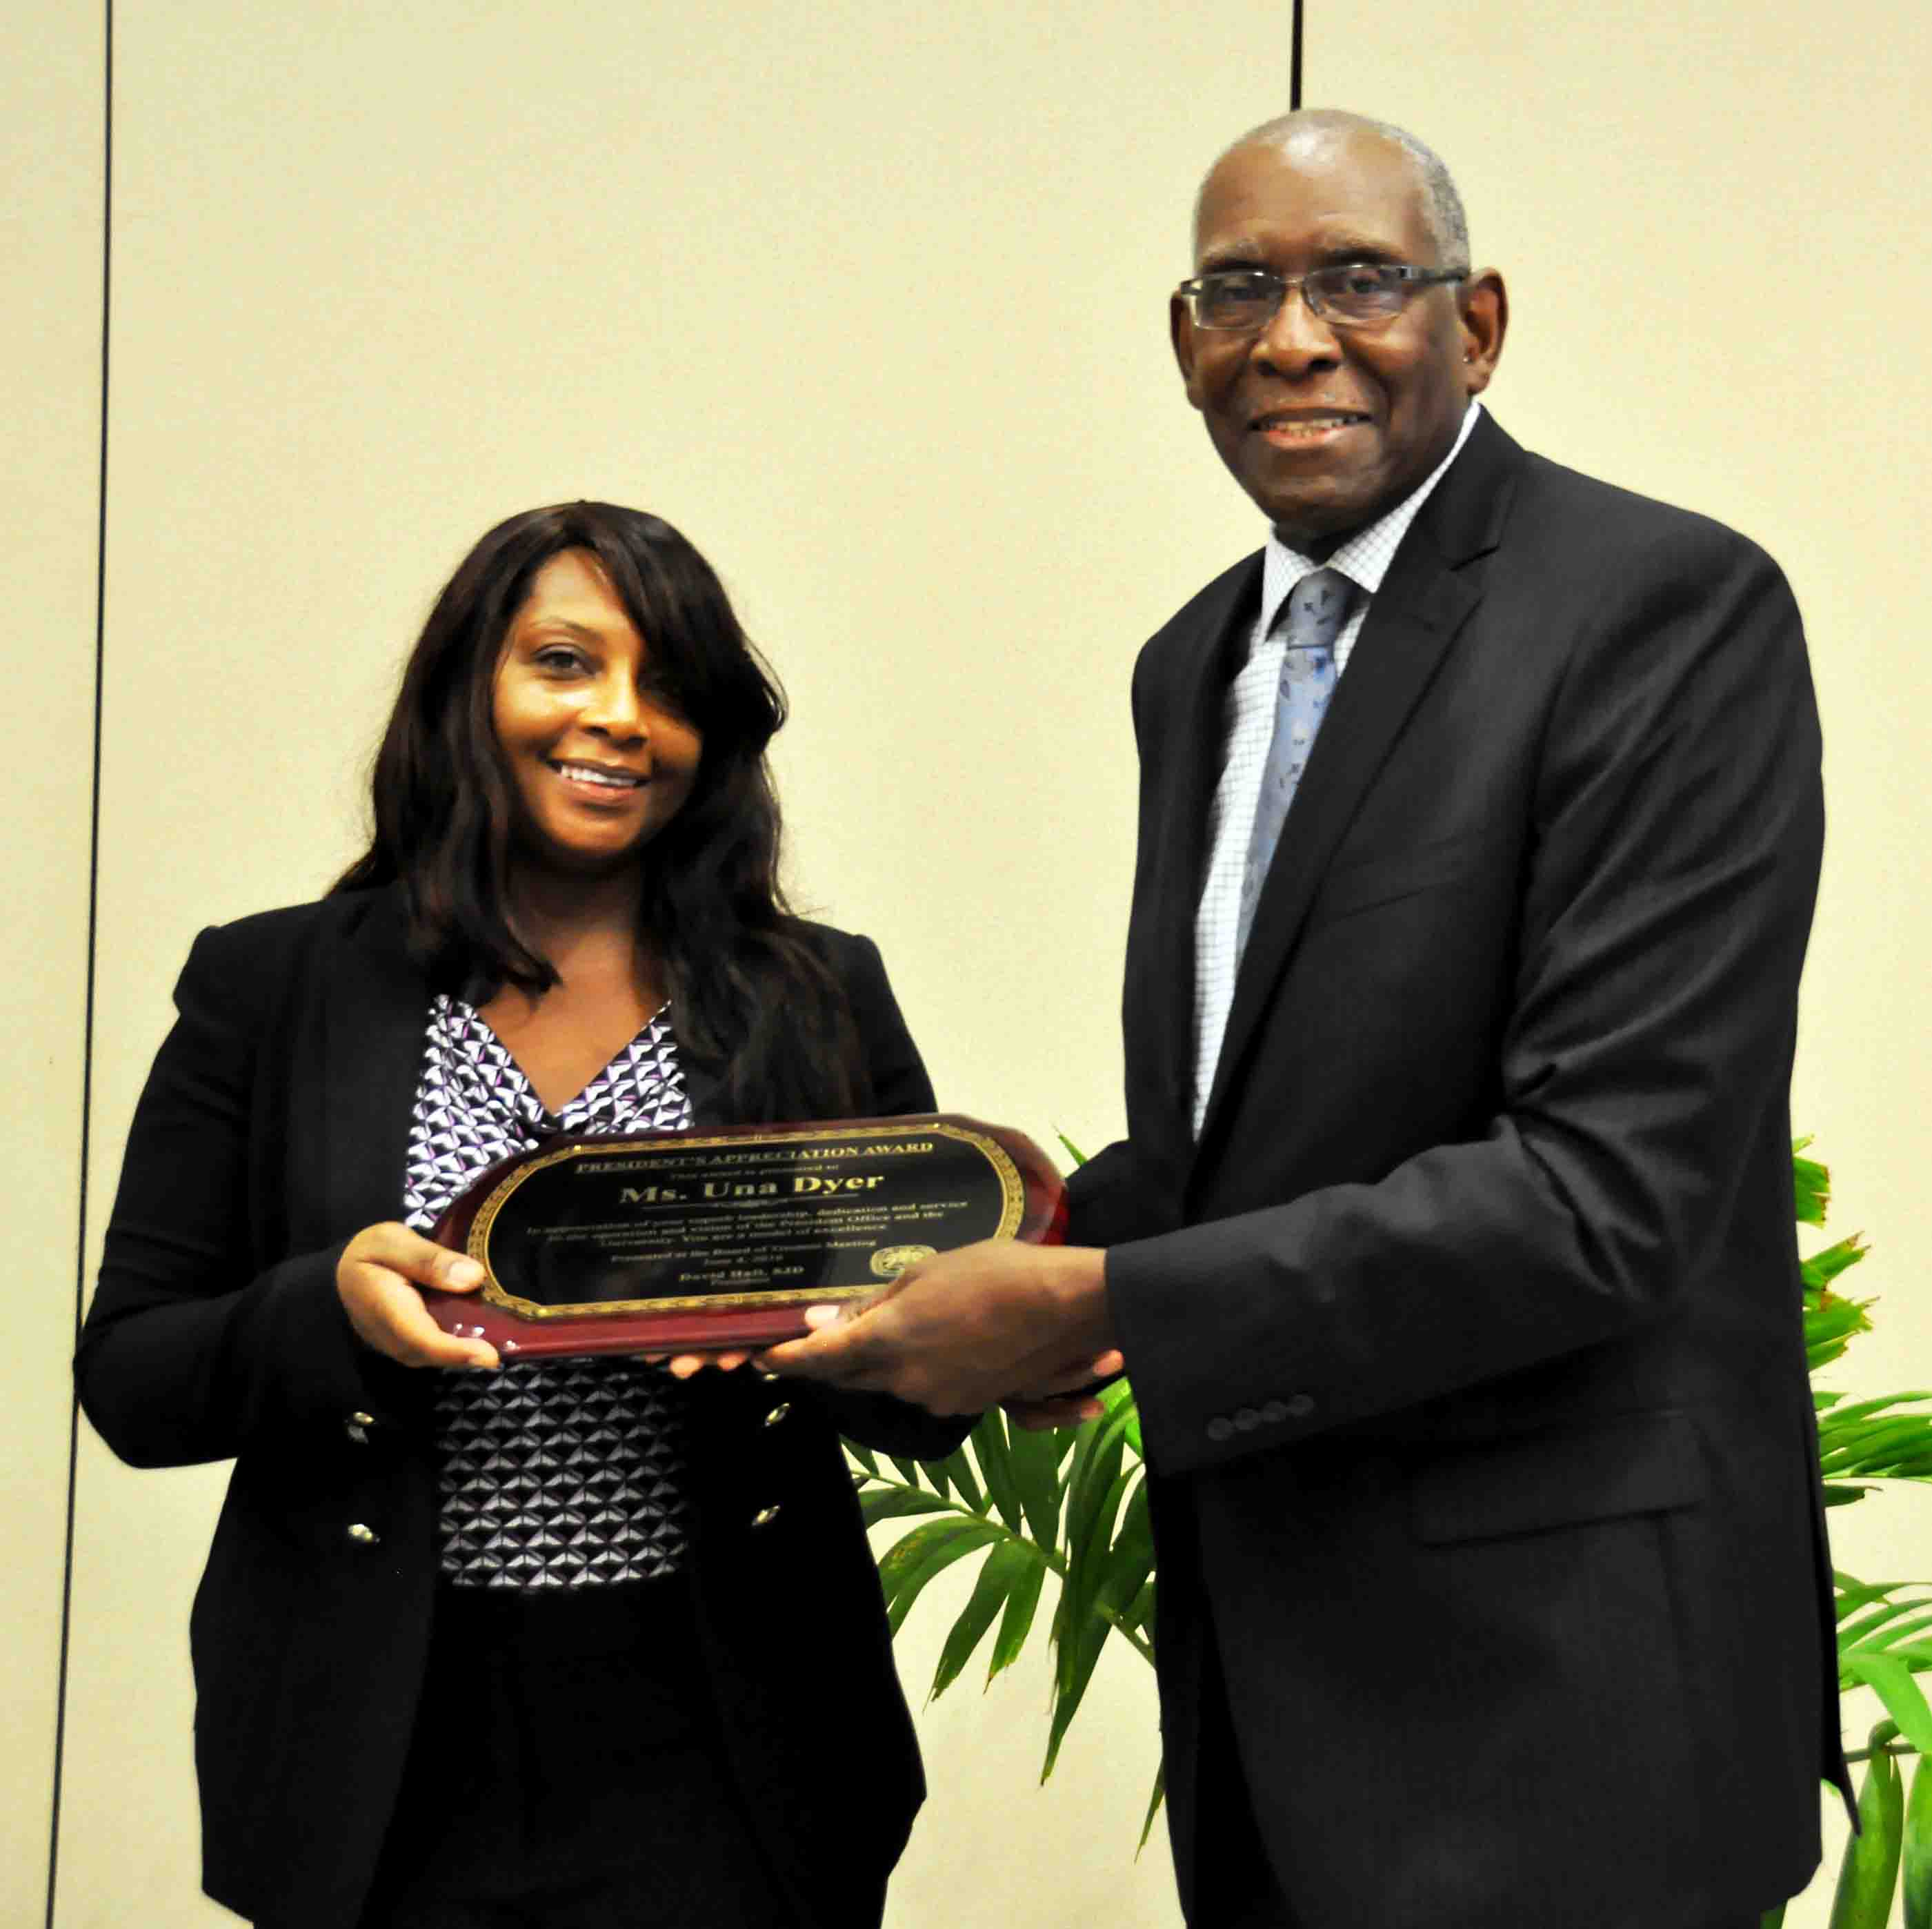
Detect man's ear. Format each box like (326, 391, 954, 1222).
(1171, 293, 1208, 411)
(1459, 268, 1508, 394)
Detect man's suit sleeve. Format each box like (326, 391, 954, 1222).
(75, 922, 380, 1469)
(1108, 522, 1824, 1476)
(1065, 1141, 1159, 1249)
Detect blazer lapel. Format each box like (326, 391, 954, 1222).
(316, 884, 434, 1245)
(682, 1058, 726, 1129)
(1128, 555, 1263, 1144)
(1193, 416, 1518, 1156)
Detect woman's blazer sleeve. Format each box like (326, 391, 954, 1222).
(75, 918, 378, 1468)
(806, 929, 974, 1462)
(842, 931, 935, 1120)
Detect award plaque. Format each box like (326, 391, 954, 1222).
(421, 1113, 1066, 1358)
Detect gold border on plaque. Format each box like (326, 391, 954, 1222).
(467, 1120, 1026, 1321)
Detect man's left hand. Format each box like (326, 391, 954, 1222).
(757, 1240, 1117, 1415)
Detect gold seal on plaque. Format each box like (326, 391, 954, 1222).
(870, 1243, 937, 1278)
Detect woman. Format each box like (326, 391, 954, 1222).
(76, 503, 966, 1929)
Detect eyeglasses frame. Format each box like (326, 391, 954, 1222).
(1175, 262, 1469, 332)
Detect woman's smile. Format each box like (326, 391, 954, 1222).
(547, 756, 648, 794)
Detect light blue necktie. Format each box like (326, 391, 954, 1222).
(1235, 566, 1357, 960)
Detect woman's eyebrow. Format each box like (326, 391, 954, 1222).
(519, 618, 604, 642)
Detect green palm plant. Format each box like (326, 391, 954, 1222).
(843, 1369, 1164, 1842)
(1789, 1142, 1932, 1929)
(848, 1139, 1932, 1922)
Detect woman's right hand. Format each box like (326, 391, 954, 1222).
(336, 1223, 500, 1369)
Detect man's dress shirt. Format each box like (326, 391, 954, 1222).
(1192, 399, 1483, 1132)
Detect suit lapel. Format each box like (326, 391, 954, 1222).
(1130, 555, 1263, 1140)
(1192, 415, 1518, 1156)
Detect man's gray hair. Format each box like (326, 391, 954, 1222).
(1195, 109, 1471, 270)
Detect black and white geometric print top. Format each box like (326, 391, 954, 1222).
(402, 993, 696, 1591)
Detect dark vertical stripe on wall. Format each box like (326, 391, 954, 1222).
(48, 2, 111, 1923)
(1291, 0, 1304, 108)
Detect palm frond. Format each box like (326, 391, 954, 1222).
(848, 1392, 1157, 1803)
(1837, 1575, 1932, 1764)
(1792, 1137, 1828, 1226)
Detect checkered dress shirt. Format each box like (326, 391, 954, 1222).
(1190, 401, 1482, 1135)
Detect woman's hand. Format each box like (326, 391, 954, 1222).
(1003, 1349, 1127, 1430)
(336, 1222, 500, 1369)
(637, 1349, 755, 1378)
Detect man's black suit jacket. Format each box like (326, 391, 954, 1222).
(77, 886, 964, 1929)
(1068, 413, 1844, 1929)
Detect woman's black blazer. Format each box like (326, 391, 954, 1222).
(76, 884, 966, 1929)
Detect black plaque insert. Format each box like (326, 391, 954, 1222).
(470, 1120, 1024, 1320)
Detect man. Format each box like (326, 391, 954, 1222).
(768, 110, 1844, 1929)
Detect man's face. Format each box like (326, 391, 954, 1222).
(1174, 131, 1503, 550)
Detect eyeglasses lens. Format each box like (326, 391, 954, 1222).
(1194, 275, 1283, 329)
(1315, 267, 1410, 322)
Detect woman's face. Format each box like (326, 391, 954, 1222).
(490, 548, 704, 877)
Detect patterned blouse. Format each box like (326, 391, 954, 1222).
(401, 994, 697, 1591)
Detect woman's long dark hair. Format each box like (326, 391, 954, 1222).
(334, 502, 868, 1122)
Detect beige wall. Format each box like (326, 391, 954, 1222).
(23, 2, 1929, 1925)
(1, 5, 105, 1926)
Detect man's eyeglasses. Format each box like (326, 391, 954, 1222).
(1175, 263, 1467, 332)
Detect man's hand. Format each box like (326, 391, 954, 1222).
(757, 1240, 1115, 1415)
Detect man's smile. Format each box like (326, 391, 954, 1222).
(1251, 406, 1374, 448)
